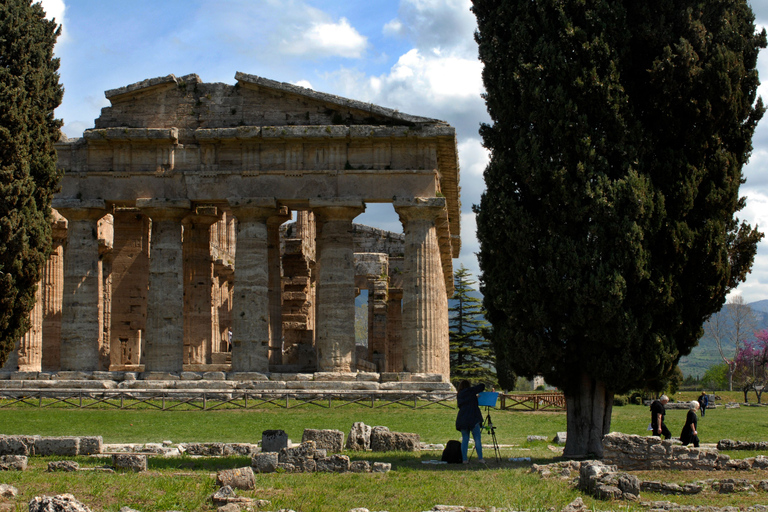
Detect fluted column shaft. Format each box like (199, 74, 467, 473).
(137, 199, 191, 373)
(182, 209, 219, 365)
(394, 197, 449, 376)
(56, 200, 107, 371)
(267, 208, 290, 365)
(311, 200, 365, 372)
(42, 227, 65, 371)
(229, 198, 279, 373)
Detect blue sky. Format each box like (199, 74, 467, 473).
(41, 0, 768, 303)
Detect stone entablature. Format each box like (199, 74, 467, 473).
(8, 73, 459, 382)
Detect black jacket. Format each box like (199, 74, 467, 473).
(455, 383, 485, 431)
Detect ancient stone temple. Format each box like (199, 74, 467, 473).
(4, 73, 460, 383)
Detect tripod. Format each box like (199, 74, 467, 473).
(469, 406, 501, 463)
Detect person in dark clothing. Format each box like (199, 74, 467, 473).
(650, 394, 671, 439)
(698, 391, 708, 417)
(455, 380, 485, 463)
(680, 401, 700, 447)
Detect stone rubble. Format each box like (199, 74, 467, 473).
(111, 454, 147, 472)
(717, 439, 768, 451)
(29, 494, 92, 512)
(215, 467, 256, 490)
(347, 422, 372, 451)
(370, 426, 420, 452)
(0, 454, 27, 471)
(47, 460, 80, 472)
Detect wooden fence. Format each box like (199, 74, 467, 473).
(499, 392, 566, 411)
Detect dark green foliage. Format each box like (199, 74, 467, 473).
(0, 0, 63, 366)
(473, 0, 765, 397)
(449, 266, 498, 387)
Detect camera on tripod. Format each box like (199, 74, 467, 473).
(477, 391, 502, 462)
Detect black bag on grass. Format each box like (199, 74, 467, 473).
(441, 440, 463, 464)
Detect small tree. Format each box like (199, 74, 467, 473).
(0, 0, 63, 366)
(705, 295, 757, 390)
(701, 363, 730, 391)
(733, 331, 768, 403)
(449, 266, 497, 387)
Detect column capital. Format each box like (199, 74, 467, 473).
(393, 197, 446, 222)
(183, 206, 220, 228)
(136, 198, 191, 221)
(52, 198, 107, 221)
(267, 206, 291, 227)
(228, 197, 279, 221)
(310, 199, 365, 221)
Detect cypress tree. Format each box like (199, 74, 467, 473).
(0, 0, 63, 366)
(472, 0, 765, 457)
(449, 266, 497, 387)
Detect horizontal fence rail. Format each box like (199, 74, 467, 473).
(0, 388, 459, 411)
(0, 388, 567, 411)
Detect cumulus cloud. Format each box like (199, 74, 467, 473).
(291, 80, 314, 90)
(383, 0, 477, 57)
(282, 17, 367, 59)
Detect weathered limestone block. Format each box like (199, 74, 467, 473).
(316, 454, 350, 473)
(112, 453, 147, 472)
(216, 466, 255, 490)
(0, 435, 39, 455)
(252, 452, 278, 473)
(553, 432, 567, 445)
(527, 435, 548, 442)
(594, 484, 623, 500)
(302, 429, 344, 453)
(223, 443, 258, 457)
(286, 380, 379, 391)
(35, 437, 80, 457)
(371, 462, 391, 473)
(29, 494, 92, 512)
(48, 460, 80, 472)
(185, 443, 225, 456)
(237, 380, 287, 390)
(718, 439, 768, 451)
(0, 484, 18, 498)
(578, 461, 617, 494)
(349, 460, 371, 473)
(180, 372, 203, 380)
(0, 455, 27, 471)
(560, 497, 588, 512)
(347, 422, 372, 451)
(279, 441, 316, 462)
(370, 426, 420, 452)
(79, 436, 103, 455)
(228, 372, 270, 381)
(262, 430, 288, 453)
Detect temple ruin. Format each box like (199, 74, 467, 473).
(3, 73, 460, 386)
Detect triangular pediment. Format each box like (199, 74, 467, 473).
(95, 72, 446, 131)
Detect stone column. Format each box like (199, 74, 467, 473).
(54, 199, 107, 371)
(5, 283, 43, 371)
(41, 211, 67, 371)
(386, 289, 404, 372)
(228, 198, 280, 373)
(310, 199, 365, 372)
(137, 198, 191, 374)
(267, 207, 290, 365)
(394, 197, 449, 376)
(182, 207, 219, 365)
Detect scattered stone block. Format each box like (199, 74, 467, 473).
(302, 429, 344, 453)
(560, 497, 588, 512)
(252, 452, 278, 473)
(0, 435, 39, 455)
(29, 494, 92, 512)
(216, 467, 255, 490)
(112, 454, 147, 472)
(371, 462, 391, 473)
(370, 426, 420, 452)
(185, 443, 225, 456)
(527, 435, 548, 442)
(35, 437, 80, 457)
(316, 454, 350, 473)
(262, 430, 288, 453)
(553, 432, 567, 445)
(349, 460, 371, 473)
(347, 422, 371, 451)
(0, 484, 18, 498)
(279, 441, 316, 462)
(78, 436, 102, 455)
(0, 455, 27, 471)
(48, 460, 80, 472)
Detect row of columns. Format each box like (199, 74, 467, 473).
(35, 196, 449, 376)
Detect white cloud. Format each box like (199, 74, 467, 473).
(291, 80, 314, 90)
(282, 17, 367, 59)
(384, 0, 476, 57)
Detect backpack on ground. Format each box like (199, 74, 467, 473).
(441, 440, 463, 464)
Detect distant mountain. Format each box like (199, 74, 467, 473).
(748, 299, 768, 314)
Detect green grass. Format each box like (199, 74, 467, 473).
(0, 399, 766, 511)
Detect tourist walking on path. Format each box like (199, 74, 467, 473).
(455, 380, 485, 464)
(680, 401, 701, 447)
(698, 391, 708, 417)
(650, 395, 671, 439)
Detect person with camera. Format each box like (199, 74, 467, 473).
(455, 380, 485, 464)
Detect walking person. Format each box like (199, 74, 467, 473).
(698, 391, 708, 417)
(455, 380, 485, 464)
(680, 401, 701, 447)
(650, 394, 671, 439)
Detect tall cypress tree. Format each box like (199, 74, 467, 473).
(0, 0, 63, 366)
(472, 0, 765, 457)
(449, 266, 497, 387)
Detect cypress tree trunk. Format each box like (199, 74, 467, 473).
(563, 374, 613, 459)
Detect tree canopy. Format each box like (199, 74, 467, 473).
(472, 0, 765, 456)
(449, 266, 497, 387)
(0, 0, 63, 366)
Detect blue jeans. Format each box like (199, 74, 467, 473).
(461, 422, 483, 461)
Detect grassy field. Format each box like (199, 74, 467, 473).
(0, 392, 765, 512)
